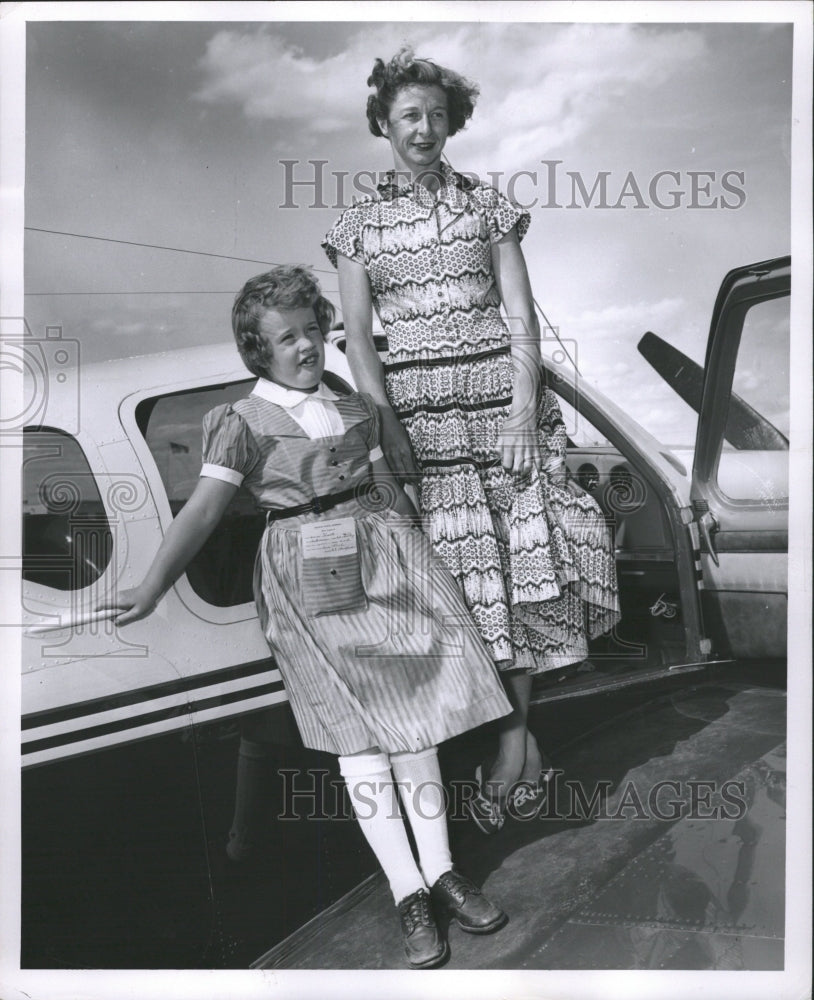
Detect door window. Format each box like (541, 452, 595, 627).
(137, 382, 265, 607)
(22, 428, 113, 591)
(717, 294, 789, 501)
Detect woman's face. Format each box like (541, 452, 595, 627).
(381, 84, 449, 176)
(257, 306, 324, 391)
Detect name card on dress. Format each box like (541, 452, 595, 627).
(300, 518, 366, 617)
(301, 518, 358, 558)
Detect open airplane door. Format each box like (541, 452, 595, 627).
(687, 257, 790, 659)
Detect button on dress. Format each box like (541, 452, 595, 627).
(323, 163, 621, 672)
(200, 384, 511, 756)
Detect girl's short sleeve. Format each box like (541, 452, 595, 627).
(478, 185, 531, 245)
(322, 207, 364, 268)
(200, 404, 260, 487)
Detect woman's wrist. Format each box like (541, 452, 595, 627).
(379, 403, 402, 424)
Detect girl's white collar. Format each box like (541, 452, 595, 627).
(252, 378, 339, 408)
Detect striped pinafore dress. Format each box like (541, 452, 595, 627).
(199, 379, 511, 756)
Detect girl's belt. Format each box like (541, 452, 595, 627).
(263, 482, 374, 523)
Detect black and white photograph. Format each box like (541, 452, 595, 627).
(1, 2, 811, 999)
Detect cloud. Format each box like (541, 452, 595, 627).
(193, 22, 457, 132)
(193, 22, 707, 161)
(563, 296, 698, 368)
(455, 24, 708, 170)
(89, 318, 155, 338)
(195, 29, 357, 132)
(555, 295, 705, 444)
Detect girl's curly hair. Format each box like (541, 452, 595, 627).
(366, 45, 479, 138)
(231, 265, 335, 380)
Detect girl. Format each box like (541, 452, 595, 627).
(103, 265, 512, 970)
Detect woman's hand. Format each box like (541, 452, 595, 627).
(565, 475, 587, 498)
(497, 405, 543, 479)
(96, 586, 159, 626)
(370, 455, 421, 526)
(380, 407, 420, 484)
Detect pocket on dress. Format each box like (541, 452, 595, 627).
(300, 551, 368, 617)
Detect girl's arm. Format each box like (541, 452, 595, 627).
(98, 476, 239, 625)
(337, 253, 419, 483)
(490, 229, 546, 477)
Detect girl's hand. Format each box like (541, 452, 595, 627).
(380, 409, 420, 484)
(96, 586, 159, 626)
(497, 407, 543, 479)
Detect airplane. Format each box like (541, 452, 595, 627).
(15, 254, 791, 967)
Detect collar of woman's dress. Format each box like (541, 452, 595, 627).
(376, 161, 478, 209)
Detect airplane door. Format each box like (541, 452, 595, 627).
(20, 425, 189, 766)
(690, 257, 790, 660)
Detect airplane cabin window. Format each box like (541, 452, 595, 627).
(553, 394, 613, 449)
(556, 392, 670, 554)
(718, 294, 789, 502)
(22, 428, 113, 591)
(137, 381, 265, 607)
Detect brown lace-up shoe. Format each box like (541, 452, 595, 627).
(397, 888, 449, 969)
(431, 870, 507, 934)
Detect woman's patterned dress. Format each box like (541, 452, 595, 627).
(324, 163, 620, 672)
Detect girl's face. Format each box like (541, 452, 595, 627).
(380, 84, 449, 177)
(257, 306, 324, 391)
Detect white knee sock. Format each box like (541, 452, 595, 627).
(389, 747, 453, 887)
(338, 751, 426, 904)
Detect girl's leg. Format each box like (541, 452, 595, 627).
(391, 746, 507, 934)
(337, 749, 425, 903)
(338, 749, 447, 969)
(389, 747, 452, 886)
(226, 737, 275, 862)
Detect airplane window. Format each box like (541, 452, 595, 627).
(22, 428, 113, 591)
(718, 293, 789, 501)
(554, 394, 613, 448)
(137, 381, 265, 607)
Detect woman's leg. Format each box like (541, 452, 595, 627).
(483, 672, 537, 798)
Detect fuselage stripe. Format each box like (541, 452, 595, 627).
(22, 658, 277, 730)
(22, 680, 285, 754)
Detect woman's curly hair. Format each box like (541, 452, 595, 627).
(231, 265, 335, 380)
(366, 45, 479, 138)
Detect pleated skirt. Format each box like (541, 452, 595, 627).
(253, 504, 512, 756)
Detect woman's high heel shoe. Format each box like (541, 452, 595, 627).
(506, 754, 555, 821)
(465, 763, 506, 834)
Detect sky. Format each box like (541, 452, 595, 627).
(22, 15, 794, 445)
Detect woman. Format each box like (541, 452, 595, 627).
(323, 47, 620, 832)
